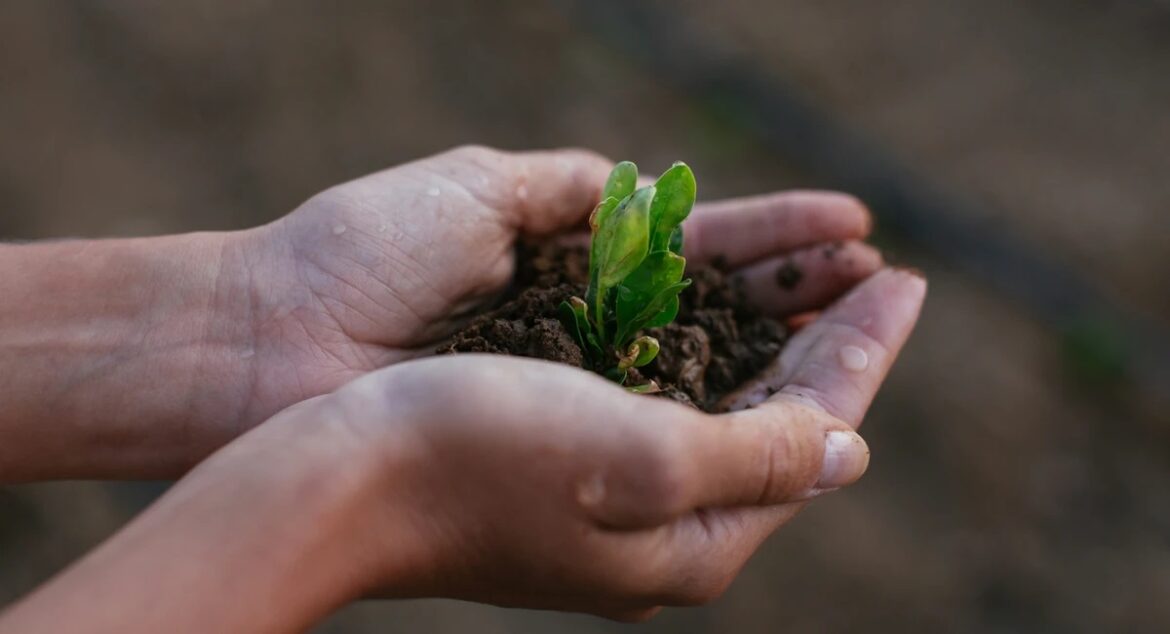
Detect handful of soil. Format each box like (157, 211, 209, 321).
(439, 243, 787, 412)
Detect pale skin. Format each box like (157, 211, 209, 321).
(0, 146, 925, 631)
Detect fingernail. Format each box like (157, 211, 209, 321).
(818, 430, 870, 490)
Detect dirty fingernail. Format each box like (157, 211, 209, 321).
(817, 430, 870, 490)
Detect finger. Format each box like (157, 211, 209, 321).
(684, 191, 872, 268)
(731, 241, 884, 317)
(786, 310, 819, 332)
(722, 268, 927, 427)
(582, 404, 869, 529)
(680, 406, 871, 505)
(439, 145, 613, 237)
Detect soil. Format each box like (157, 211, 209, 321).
(438, 242, 788, 411)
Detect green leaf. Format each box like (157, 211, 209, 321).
(627, 381, 662, 394)
(616, 336, 659, 370)
(588, 186, 654, 339)
(604, 367, 628, 384)
(594, 186, 654, 288)
(602, 161, 638, 202)
(648, 162, 696, 253)
(621, 250, 686, 293)
(644, 294, 680, 329)
(585, 331, 603, 359)
(667, 226, 684, 255)
(616, 279, 692, 345)
(587, 196, 620, 278)
(559, 297, 605, 365)
(558, 300, 585, 346)
(588, 196, 620, 232)
(631, 336, 660, 367)
(614, 251, 686, 345)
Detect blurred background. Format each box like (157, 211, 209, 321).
(2, 1, 1169, 631)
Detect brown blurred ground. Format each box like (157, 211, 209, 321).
(2, 1, 1169, 632)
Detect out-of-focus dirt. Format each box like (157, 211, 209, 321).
(2, 2, 1168, 632)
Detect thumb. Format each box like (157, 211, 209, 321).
(675, 404, 871, 510)
(589, 403, 870, 529)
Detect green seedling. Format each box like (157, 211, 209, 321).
(559, 161, 696, 391)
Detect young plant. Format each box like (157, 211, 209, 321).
(559, 161, 696, 390)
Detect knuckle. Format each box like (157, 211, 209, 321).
(758, 422, 819, 502)
(303, 184, 356, 216)
(639, 439, 693, 515)
(782, 384, 837, 418)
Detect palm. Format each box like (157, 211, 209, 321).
(242, 145, 882, 425)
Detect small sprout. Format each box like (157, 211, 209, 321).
(617, 336, 659, 371)
(627, 381, 663, 394)
(630, 335, 660, 368)
(559, 161, 696, 388)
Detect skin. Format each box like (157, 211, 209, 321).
(0, 146, 883, 481)
(0, 146, 925, 631)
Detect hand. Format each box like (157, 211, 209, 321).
(0, 145, 881, 481)
(0, 267, 923, 632)
(320, 268, 922, 619)
(230, 145, 882, 433)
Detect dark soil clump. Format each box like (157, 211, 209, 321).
(439, 242, 787, 412)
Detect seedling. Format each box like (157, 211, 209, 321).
(559, 161, 696, 391)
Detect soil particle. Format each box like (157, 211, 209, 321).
(439, 242, 787, 412)
(822, 241, 844, 260)
(776, 259, 803, 290)
(438, 284, 584, 367)
(644, 323, 711, 403)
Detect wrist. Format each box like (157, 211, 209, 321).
(210, 391, 431, 605)
(199, 400, 386, 620)
(0, 397, 384, 633)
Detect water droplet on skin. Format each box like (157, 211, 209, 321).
(577, 473, 606, 508)
(332, 224, 347, 236)
(426, 187, 441, 197)
(516, 184, 529, 200)
(378, 223, 388, 233)
(838, 345, 869, 372)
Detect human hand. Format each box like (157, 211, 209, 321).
(227, 145, 882, 436)
(333, 267, 922, 618)
(260, 266, 923, 621)
(0, 259, 921, 632)
(0, 144, 882, 482)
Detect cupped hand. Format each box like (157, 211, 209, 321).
(249, 263, 923, 621)
(0, 162, 919, 628)
(230, 145, 881, 428)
